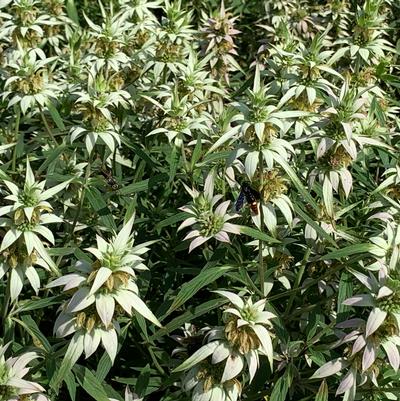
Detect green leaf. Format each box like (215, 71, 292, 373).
(239, 226, 280, 244)
(270, 373, 289, 401)
(135, 313, 149, 340)
(149, 298, 227, 342)
(64, 371, 77, 401)
(337, 271, 353, 323)
(163, 265, 233, 318)
(47, 101, 65, 131)
(13, 316, 52, 353)
(168, 145, 180, 184)
(173, 342, 220, 372)
(66, 0, 79, 25)
(118, 174, 168, 195)
(155, 212, 191, 231)
(190, 135, 203, 170)
(274, 154, 319, 211)
(50, 334, 84, 391)
(75, 367, 110, 401)
(370, 96, 386, 125)
(86, 187, 117, 230)
(293, 203, 338, 248)
(96, 351, 113, 383)
(38, 145, 67, 175)
(197, 151, 230, 167)
(315, 380, 328, 401)
(11, 295, 63, 315)
(103, 383, 124, 401)
(121, 138, 157, 168)
(321, 243, 376, 260)
(48, 247, 76, 256)
(136, 364, 151, 397)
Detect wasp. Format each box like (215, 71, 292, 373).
(236, 182, 261, 215)
(100, 169, 120, 191)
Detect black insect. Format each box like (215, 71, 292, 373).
(236, 182, 261, 215)
(100, 169, 120, 191)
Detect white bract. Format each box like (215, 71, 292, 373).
(47, 216, 161, 362)
(2, 47, 59, 115)
(0, 343, 49, 401)
(0, 159, 68, 300)
(173, 291, 276, 389)
(178, 173, 241, 252)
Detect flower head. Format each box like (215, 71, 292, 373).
(183, 363, 241, 401)
(178, 173, 241, 252)
(47, 216, 161, 362)
(0, 159, 68, 300)
(0, 343, 48, 401)
(173, 291, 276, 388)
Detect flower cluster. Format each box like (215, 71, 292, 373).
(47, 217, 161, 363)
(179, 173, 241, 252)
(0, 343, 49, 401)
(0, 0, 398, 400)
(173, 291, 276, 400)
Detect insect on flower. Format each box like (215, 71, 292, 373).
(236, 182, 261, 215)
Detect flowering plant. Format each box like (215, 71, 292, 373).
(0, 1, 399, 401)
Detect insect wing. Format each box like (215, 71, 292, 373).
(243, 186, 260, 204)
(249, 186, 261, 200)
(235, 191, 246, 212)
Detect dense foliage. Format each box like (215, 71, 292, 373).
(0, 0, 400, 400)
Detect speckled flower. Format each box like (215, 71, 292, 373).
(178, 173, 241, 252)
(0, 159, 68, 300)
(173, 291, 276, 386)
(0, 343, 49, 401)
(183, 363, 241, 401)
(47, 216, 161, 363)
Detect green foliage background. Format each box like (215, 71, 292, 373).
(0, 0, 400, 400)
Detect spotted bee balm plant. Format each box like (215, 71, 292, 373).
(0, 0, 399, 400)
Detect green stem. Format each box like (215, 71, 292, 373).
(39, 106, 58, 146)
(12, 109, 21, 172)
(180, 143, 187, 172)
(258, 150, 265, 295)
(240, 266, 263, 297)
(68, 153, 92, 240)
(284, 248, 311, 316)
(148, 345, 165, 375)
(1, 273, 11, 336)
(162, 67, 168, 85)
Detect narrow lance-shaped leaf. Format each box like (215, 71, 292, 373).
(130, 292, 162, 327)
(50, 333, 84, 391)
(311, 358, 348, 379)
(166, 266, 233, 316)
(315, 380, 328, 401)
(173, 342, 221, 372)
(365, 308, 387, 337)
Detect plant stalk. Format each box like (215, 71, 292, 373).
(258, 150, 265, 295)
(68, 153, 92, 240)
(39, 106, 58, 146)
(12, 109, 21, 172)
(1, 273, 11, 335)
